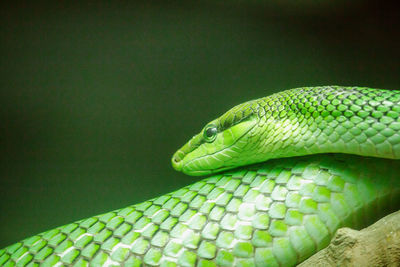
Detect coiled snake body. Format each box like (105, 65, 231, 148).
(1, 86, 400, 266)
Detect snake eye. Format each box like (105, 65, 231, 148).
(203, 125, 218, 142)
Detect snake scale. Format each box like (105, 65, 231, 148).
(1, 86, 400, 266)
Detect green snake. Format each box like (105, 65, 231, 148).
(1, 86, 400, 266)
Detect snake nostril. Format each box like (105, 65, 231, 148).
(172, 154, 182, 163)
(172, 153, 183, 171)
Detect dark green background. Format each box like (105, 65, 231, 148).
(1, 1, 399, 247)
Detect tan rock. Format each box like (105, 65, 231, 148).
(299, 211, 400, 267)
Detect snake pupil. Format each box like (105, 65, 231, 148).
(204, 126, 217, 141)
(206, 128, 216, 137)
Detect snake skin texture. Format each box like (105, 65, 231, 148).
(1, 154, 399, 266)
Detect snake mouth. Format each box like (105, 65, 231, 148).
(181, 164, 234, 176)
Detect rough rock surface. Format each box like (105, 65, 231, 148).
(299, 210, 400, 267)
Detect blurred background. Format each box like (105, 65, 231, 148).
(0, 1, 399, 247)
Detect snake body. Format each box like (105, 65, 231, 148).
(1, 86, 400, 266)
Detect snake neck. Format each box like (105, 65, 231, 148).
(250, 86, 400, 160)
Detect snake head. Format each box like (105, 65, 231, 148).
(171, 101, 259, 176)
